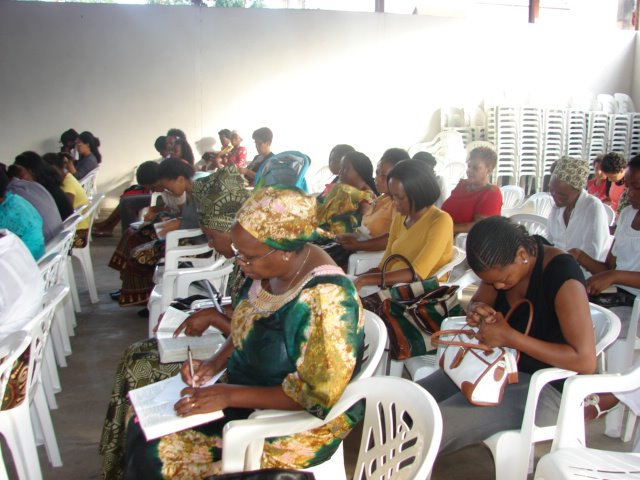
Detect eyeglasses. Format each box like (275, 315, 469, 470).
(231, 244, 276, 265)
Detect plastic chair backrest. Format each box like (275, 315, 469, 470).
(435, 246, 466, 279)
(602, 202, 615, 226)
(347, 251, 385, 276)
(355, 311, 388, 381)
(510, 213, 549, 238)
(254, 151, 310, 192)
(79, 168, 99, 200)
(500, 185, 525, 210)
(522, 192, 554, 218)
(37, 253, 65, 290)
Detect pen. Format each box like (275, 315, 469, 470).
(205, 281, 224, 314)
(187, 346, 195, 388)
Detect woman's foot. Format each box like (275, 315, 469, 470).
(584, 392, 619, 421)
(110, 289, 121, 301)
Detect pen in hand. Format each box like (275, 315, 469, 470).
(187, 346, 195, 389)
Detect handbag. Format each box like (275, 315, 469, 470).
(431, 299, 533, 406)
(380, 285, 462, 360)
(360, 254, 439, 315)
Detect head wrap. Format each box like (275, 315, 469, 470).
(192, 166, 249, 233)
(235, 185, 320, 251)
(551, 156, 589, 191)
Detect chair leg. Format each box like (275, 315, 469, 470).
(73, 247, 99, 304)
(62, 290, 76, 333)
(0, 444, 9, 480)
(0, 406, 43, 480)
(50, 313, 69, 368)
(32, 385, 62, 467)
(66, 257, 81, 313)
(41, 348, 60, 409)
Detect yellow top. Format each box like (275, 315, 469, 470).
(361, 194, 394, 238)
(379, 206, 453, 279)
(61, 173, 90, 229)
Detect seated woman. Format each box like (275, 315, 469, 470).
(172, 137, 195, 166)
(68, 131, 102, 180)
(225, 130, 247, 169)
(354, 160, 453, 291)
(548, 156, 610, 261)
(109, 159, 199, 308)
(441, 146, 502, 235)
(0, 168, 45, 260)
(13, 151, 74, 221)
(317, 144, 355, 201)
(42, 152, 91, 248)
(317, 150, 377, 235)
(100, 167, 250, 480)
(124, 186, 364, 478)
(335, 147, 409, 258)
(240, 127, 274, 185)
(6, 163, 62, 243)
(418, 216, 595, 456)
(570, 154, 640, 338)
(587, 155, 609, 202)
(600, 151, 627, 214)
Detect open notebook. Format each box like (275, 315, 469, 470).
(129, 370, 226, 440)
(156, 306, 226, 363)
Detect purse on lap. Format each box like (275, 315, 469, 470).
(360, 254, 439, 315)
(431, 299, 533, 406)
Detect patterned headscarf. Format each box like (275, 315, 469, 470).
(551, 156, 590, 191)
(236, 185, 320, 251)
(192, 166, 249, 232)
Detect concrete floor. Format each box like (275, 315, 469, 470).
(2, 235, 634, 479)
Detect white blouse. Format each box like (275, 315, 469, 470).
(612, 206, 640, 271)
(548, 190, 609, 261)
(0, 230, 44, 341)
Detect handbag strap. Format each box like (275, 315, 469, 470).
(380, 253, 418, 289)
(431, 298, 534, 352)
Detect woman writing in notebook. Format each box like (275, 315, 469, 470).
(124, 186, 364, 478)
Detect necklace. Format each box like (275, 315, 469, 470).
(283, 245, 311, 293)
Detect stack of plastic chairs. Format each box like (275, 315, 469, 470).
(629, 113, 640, 158)
(565, 109, 588, 160)
(614, 93, 636, 113)
(540, 108, 565, 182)
(609, 112, 632, 157)
(586, 112, 610, 162)
(494, 106, 519, 185)
(518, 107, 543, 193)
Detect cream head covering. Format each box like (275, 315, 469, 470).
(551, 156, 589, 191)
(235, 185, 320, 251)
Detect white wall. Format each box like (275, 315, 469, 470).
(0, 3, 636, 207)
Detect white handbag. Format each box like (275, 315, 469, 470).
(431, 299, 533, 406)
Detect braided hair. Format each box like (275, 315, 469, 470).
(466, 216, 537, 273)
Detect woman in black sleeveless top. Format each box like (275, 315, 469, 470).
(418, 216, 595, 456)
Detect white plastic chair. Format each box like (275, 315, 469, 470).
(535, 363, 640, 480)
(222, 376, 442, 480)
(37, 253, 68, 410)
(221, 310, 388, 479)
(511, 213, 550, 239)
(521, 192, 554, 218)
(501, 185, 525, 210)
(0, 331, 30, 480)
(70, 193, 105, 308)
(603, 287, 640, 441)
(483, 303, 621, 480)
(0, 285, 69, 480)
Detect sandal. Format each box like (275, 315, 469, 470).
(583, 393, 619, 421)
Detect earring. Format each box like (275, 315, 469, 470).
(523, 259, 529, 264)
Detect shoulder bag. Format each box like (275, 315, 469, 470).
(431, 299, 533, 406)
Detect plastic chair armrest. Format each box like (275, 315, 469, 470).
(164, 244, 213, 269)
(165, 228, 204, 250)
